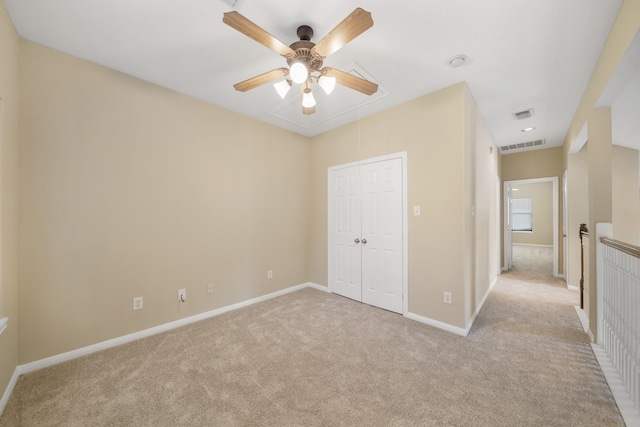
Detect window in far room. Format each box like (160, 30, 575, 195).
(512, 197, 533, 232)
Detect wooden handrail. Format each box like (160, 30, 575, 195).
(600, 237, 640, 259)
(579, 224, 588, 310)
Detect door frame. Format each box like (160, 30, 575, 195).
(503, 176, 559, 277)
(327, 151, 408, 314)
(562, 170, 568, 281)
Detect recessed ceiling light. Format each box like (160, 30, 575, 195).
(448, 55, 467, 68)
(521, 127, 536, 132)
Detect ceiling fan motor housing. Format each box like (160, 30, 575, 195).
(287, 26, 324, 72)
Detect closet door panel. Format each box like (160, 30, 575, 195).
(328, 166, 362, 302)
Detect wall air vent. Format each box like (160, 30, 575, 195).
(499, 139, 546, 153)
(512, 108, 534, 120)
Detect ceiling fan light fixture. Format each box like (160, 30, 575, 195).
(273, 79, 292, 99)
(318, 75, 336, 94)
(290, 62, 309, 84)
(301, 88, 316, 108)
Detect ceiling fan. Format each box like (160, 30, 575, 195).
(223, 8, 379, 115)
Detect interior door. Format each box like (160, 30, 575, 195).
(328, 166, 362, 302)
(504, 182, 513, 270)
(360, 158, 403, 313)
(563, 171, 568, 280)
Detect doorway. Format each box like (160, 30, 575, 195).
(503, 177, 559, 277)
(328, 152, 407, 314)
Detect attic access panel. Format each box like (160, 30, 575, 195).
(268, 64, 388, 130)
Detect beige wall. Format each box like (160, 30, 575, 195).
(563, 0, 640, 162)
(309, 84, 466, 328)
(309, 82, 498, 330)
(567, 145, 588, 290)
(562, 0, 640, 341)
(511, 182, 553, 246)
(18, 41, 311, 363)
(612, 145, 640, 245)
(500, 147, 564, 271)
(0, 1, 20, 403)
(466, 86, 500, 321)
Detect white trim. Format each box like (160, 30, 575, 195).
(0, 366, 20, 417)
(2, 282, 326, 415)
(591, 344, 640, 426)
(574, 305, 589, 332)
(595, 222, 612, 345)
(327, 151, 408, 315)
(512, 243, 553, 248)
(16, 282, 313, 376)
(0, 317, 7, 335)
(504, 177, 559, 277)
(308, 282, 330, 293)
(404, 311, 468, 337)
(465, 277, 498, 333)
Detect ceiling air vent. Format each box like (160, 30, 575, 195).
(512, 108, 534, 120)
(499, 139, 546, 152)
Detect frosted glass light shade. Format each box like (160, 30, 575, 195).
(289, 62, 308, 84)
(301, 88, 316, 108)
(273, 80, 292, 99)
(318, 75, 336, 94)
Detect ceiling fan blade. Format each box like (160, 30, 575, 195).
(223, 12, 295, 58)
(312, 8, 373, 58)
(233, 68, 289, 92)
(322, 67, 378, 95)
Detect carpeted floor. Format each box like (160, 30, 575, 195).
(1, 250, 624, 426)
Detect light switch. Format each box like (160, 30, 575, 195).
(413, 205, 421, 216)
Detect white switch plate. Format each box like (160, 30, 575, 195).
(178, 289, 186, 302)
(267, 270, 273, 279)
(207, 283, 214, 294)
(133, 297, 143, 310)
(413, 205, 421, 216)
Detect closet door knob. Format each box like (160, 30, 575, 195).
(354, 238, 360, 244)
(362, 238, 367, 245)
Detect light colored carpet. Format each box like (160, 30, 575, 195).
(1, 258, 623, 426)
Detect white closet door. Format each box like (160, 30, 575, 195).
(328, 166, 362, 302)
(361, 158, 403, 313)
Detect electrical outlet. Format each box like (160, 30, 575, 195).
(207, 283, 214, 294)
(267, 270, 273, 279)
(178, 288, 186, 302)
(444, 292, 452, 305)
(133, 297, 143, 311)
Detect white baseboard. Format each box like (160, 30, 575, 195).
(404, 311, 468, 337)
(567, 284, 579, 292)
(0, 366, 20, 418)
(308, 282, 330, 293)
(464, 277, 497, 334)
(10, 282, 316, 381)
(0, 318, 7, 336)
(591, 344, 640, 426)
(512, 243, 553, 248)
(573, 305, 589, 333)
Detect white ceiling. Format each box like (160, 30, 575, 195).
(3, 0, 624, 151)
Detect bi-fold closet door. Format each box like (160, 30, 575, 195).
(328, 156, 403, 314)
